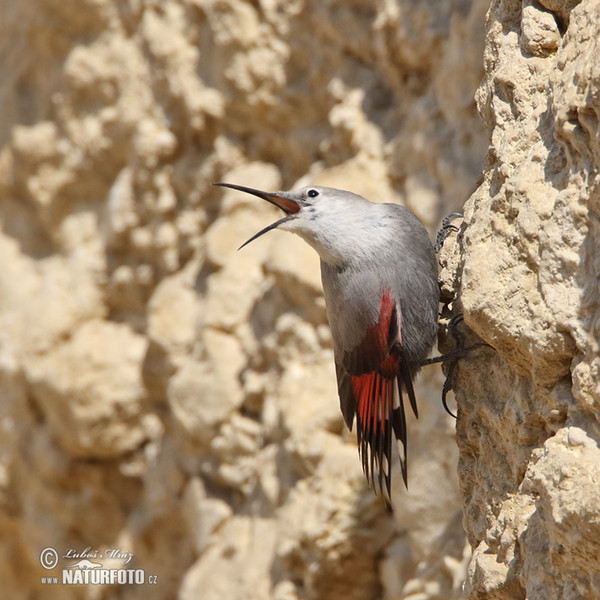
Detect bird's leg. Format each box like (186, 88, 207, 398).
(422, 315, 491, 365)
(434, 212, 463, 253)
(421, 314, 493, 418)
(422, 343, 491, 365)
(433, 214, 487, 415)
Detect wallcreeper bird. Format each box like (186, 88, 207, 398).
(215, 183, 440, 508)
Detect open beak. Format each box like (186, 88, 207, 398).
(213, 182, 301, 249)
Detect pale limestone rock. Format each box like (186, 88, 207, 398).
(273, 436, 391, 600)
(182, 477, 233, 554)
(147, 265, 203, 354)
(265, 233, 323, 297)
(0, 236, 106, 356)
(448, 0, 600, 597)
(217, 162, 282, 212)
(27, 320, 151, 458)
(133, 118, 178, 168)
(179, 516, 277, 600)
(0, 0, 498, 598)
(539, 0, 584, 22)
(211, 412, 263, 463)
(203, 250, 268, 331)
(520, 4, 562, 57)
(204, 203, 279, 268)
(277, 351, 341, 435)
(167, 330, 246, 445)
(522, 428, 600, 596)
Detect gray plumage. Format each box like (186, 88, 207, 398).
(215, 183, 439, 508)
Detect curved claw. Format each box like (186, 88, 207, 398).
(423, 312, 493, 419)
(434, 212, 464, 253)
(442, 394, 457, 419)
(441, 361, 458, 419)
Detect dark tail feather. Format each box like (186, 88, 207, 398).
(393, 376, 409, 488)
(383, 379, 394, 502)
(351, 370, 396, 507)
(369, 376, 378, 490)
(399, 358, 418, 419)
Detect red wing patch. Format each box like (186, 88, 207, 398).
(352, 371, 396, 503)
(346, 288, 417, 508)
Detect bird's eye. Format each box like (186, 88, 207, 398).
(307, 189, 319, 198)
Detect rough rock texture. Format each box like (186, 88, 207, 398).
(0, 1, 489, 598)
(438, 0, 600, 597)
(9, 0, 600, 599)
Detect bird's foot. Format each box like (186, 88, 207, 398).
(422, 314, 493, 418)
(421, 342, 491, 366)
(434, 212, 463, 253)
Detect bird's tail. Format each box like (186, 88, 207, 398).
(353, 360, 417, 509)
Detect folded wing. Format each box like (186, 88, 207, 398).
(336, 288, 418, 508)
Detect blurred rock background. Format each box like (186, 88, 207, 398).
(1, 0, 598, 599)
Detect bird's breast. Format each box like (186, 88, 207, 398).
(320, 262, 386, 349)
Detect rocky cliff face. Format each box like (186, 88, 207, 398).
(0, 0, 596, 599)
(445, 0, 600, 597)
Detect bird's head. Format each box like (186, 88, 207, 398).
(214, 182, 373, 265)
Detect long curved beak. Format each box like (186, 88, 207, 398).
(213, 182, 300, 249)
